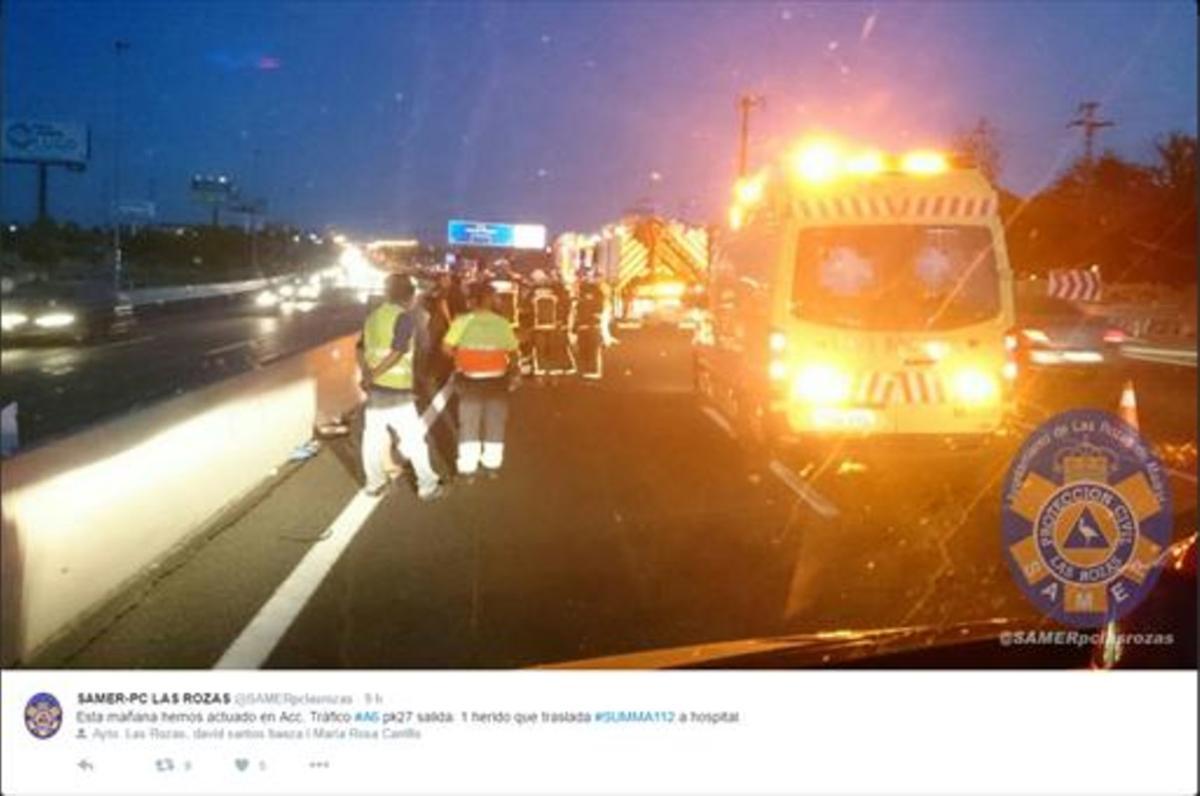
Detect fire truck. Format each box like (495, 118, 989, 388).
(555, 215, 710, 325)
(694, 139, 1018, 454)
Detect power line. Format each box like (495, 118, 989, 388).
(1066, 101, 1115, 164)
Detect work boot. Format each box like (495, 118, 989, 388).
(418, 483, 448, 502)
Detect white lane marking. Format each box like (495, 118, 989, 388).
(215, 492, 383, 669)
(99, 334, 156, 350)
(697, 403, 839, 517)
(768, 459, 840, 519)
(700, 405, 735, 439)
(205, 340, 252, 357)
(1167, 468, 1198, 485)
(421, 379, 456, 430)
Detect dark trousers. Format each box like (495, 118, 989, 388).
(456, 377, 509, 473)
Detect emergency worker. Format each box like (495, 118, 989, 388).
(443, 282, 521, 478)
(529, 270, 558, 375)
(357, 274, 444, 500)
(575, 276, 605, 379)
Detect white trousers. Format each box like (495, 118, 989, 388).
(362, 398, 438, 494)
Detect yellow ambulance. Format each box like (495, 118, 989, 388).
(694, 139, 1017, 452)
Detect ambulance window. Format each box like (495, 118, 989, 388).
(793, 225, 1000, 331)
(818, 246, 877, 296)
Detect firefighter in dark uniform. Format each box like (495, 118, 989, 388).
(515, 272, 535, 375)
(552, 275, 576, 375)
(529, 270, 558, 376)
(575, 275, 605, 380)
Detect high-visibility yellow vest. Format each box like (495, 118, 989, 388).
(446, 310, 517, 378)
(363, 303, 414, 390)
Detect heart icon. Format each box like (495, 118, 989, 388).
(235, 759, 249, 772)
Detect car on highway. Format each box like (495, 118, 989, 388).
(1, 279, 135, 344)
(1012, 292, 1126, 369)
(252, 273, 325, 314)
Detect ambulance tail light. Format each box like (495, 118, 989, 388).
(791, 364, 853, 406)
(1021, 328, 1052, 346)
(952, 368, 1000, 405)
(767, 329, 789, 383)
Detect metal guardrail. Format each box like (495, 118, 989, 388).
(125, 277, 270, 306)
(1120, 343, 1198, 368)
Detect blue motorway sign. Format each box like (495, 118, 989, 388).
(447, 220, 546, 249)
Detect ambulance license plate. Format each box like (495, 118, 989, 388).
(812, 407, 878, 430)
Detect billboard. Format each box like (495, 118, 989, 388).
(447, 220, 547, 250)
(1, 120, 89, 166)
(190, 174, 236, 204)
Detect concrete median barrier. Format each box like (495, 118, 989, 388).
(0, 334, 361, 666)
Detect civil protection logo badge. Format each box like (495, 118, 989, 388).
(24, 692, 63, 740)
(1001, 409, 1173, 627)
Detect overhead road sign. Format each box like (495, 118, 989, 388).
(447, 220, 547, 250)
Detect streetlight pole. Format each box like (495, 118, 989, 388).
(736, 93, 765, 179)
(250, 148, 260, 274)
(112, 39, 131, 290)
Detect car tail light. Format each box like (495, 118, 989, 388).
(1103, 328, 1127, 344)
(1003, 328, 1020, 395)
(1021, 328, 1052, 345)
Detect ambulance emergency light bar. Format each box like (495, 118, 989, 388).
(447, 220, 547, 250)
(735, 140, 951, 200)
(729, 138, 955, 228)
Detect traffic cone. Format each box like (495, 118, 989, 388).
(1117, 379, 1139, 429)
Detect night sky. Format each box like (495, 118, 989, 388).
(2, 1, 1195, 239)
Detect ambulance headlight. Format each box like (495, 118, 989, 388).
(953, 368, 999, 404)
(792, 364, 852, 405)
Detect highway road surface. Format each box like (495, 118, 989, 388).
(1, 295, 364, 449)
(33, 325, 1196, 669)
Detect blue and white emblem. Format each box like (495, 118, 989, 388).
(1001, 409, 1173, 627)
(24, 693, 63, 740)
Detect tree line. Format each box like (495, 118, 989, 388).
(955, 118, 1196, 287)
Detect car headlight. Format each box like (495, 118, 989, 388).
(1, 312, 28, 330)
(298, 284, 321, 300)
(791, 364, 852, 405)
(255, 290, 279, 308)
(34, 312, 76, 328)
(953, 368, 999, 404)
(278, 284, 296, 298)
